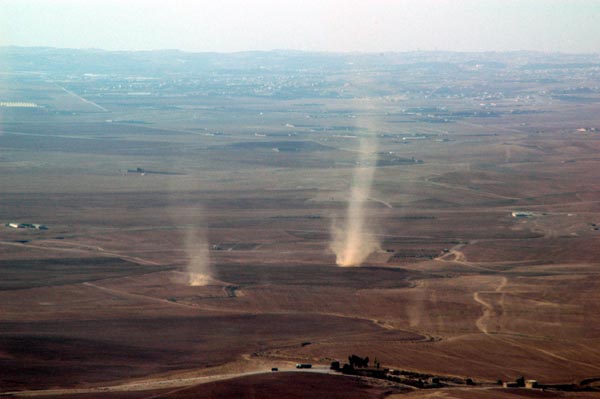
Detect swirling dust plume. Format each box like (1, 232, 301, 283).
(330, 117, 380, 267)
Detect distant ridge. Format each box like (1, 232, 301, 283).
(1, 46, 598, 76)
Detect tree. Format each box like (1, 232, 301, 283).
(516, 376, 525, 387)
(348, 354, 369, 368)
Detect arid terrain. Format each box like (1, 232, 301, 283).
(1, 48, 600, 398)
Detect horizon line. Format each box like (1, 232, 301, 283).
(2, 45, 600, 57)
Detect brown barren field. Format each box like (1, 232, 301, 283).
(2, 50, 600, 397)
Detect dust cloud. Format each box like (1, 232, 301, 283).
(184, 219, 214, 286)
(167, 172, 215, 286)
(331, 130, 380, 267)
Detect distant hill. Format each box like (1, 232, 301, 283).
(2, 46, 598, 77)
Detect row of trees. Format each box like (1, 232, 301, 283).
(348, 354, 369, 368)
(331, 354, 381, 372)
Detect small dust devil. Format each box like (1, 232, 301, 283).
(331, 132, 380, 267)
(185, 226, 214, 286)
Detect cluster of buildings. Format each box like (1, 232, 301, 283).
(503, 379, 538, 389)
(5, 222, 48, 230)
(512, 211, 533, 218)
(0, 101, 38, 108)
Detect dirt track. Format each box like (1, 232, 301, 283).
(2, 367, 332, 397)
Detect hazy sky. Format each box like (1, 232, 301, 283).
(2, 0, 600, 53)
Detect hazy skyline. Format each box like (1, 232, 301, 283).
(2, 0, 600, 53)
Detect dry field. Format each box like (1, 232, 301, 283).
(2, 51, 600, 397)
